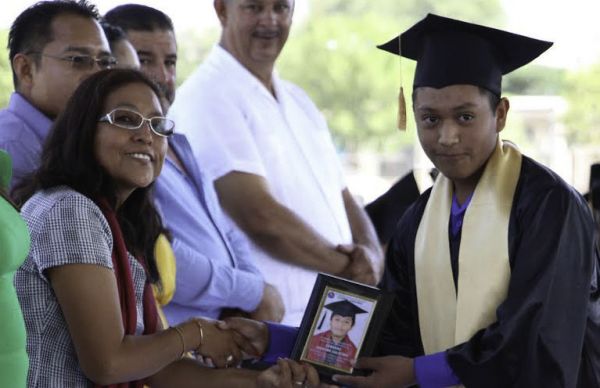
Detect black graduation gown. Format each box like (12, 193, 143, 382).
(365, 171, 421, 245)
(377, 155, 600, 387)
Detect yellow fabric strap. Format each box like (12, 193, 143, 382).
(151, 233, 177, 328)
(413, 169, 435, 194)
(415, 140, 522, 354)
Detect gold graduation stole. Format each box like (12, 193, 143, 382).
(414, 140, 522, 354)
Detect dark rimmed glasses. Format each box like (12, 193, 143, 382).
(31, 52, 118, 70)
(99, 108, 175, 137)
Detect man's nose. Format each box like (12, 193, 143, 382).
(258, 7, 279, 25)
(438, 122, 460, 146)
(152, 64, 170, 84)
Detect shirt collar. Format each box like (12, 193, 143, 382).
(451, 191, 474, 217)
(210, 44, 280, 100)
(8, 92, 52, 141)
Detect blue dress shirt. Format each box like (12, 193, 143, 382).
(154, 133, 264, 324)
(0, 93, 52, 189)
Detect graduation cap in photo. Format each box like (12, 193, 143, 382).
(378, 13, 553, 114)
(318, 300, 368, 329)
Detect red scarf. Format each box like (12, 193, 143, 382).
(95, 198, 158, 388)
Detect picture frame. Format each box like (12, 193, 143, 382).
(290, 273, 393, 382)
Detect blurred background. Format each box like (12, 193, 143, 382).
(2, 0, 600, 202)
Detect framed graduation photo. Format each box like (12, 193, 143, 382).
(291, 273, 393, 382)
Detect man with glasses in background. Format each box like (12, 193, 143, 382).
(0, 0, 112, 190)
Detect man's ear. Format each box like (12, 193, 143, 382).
(214, 0, 228, 27)
(12, 53, 35, 92)
(495, 97, 510, 133)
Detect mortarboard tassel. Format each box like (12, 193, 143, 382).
(318, 311, 327, 330)
(397, 33, 407, 131)
(397, 86, 407, 131)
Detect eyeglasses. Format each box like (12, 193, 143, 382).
(99, 108, 175, 137)
(31, 52, 118, 70)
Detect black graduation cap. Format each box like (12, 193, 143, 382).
(377, 13, 553, 96)
(318, 299, 368, 329)
(326, 300, 367, 319)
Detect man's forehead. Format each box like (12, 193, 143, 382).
(126, 29, 177, 52)
(231, 0, 295, 5)
(332, 314, 352, 320)
(414, 85, 487, 109)
(48, 14, 109, 51)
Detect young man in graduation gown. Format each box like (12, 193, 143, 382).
(334, 14, 600, 388)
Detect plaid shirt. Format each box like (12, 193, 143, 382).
(15, 187, 146, 387)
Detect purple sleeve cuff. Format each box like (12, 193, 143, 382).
(261, 322, 299, 364)
(414, 351, 461, 388)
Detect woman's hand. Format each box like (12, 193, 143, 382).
(217, 317, 269, 356)
(194, 319, 248, 368)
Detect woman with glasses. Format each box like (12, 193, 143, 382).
(12, 68, 317, 387)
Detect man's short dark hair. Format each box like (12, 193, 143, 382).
(478, 86, 501, 112)
(8, 0, 100, 88)
(104, 4, 174, 33)
(101, 21, 127, 46)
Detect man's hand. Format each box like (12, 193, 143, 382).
(250, 283, 286, 322)
(332, 356, 415, 388)
(336, 244, 380, 285)
(257, 358, 322, 388)
(217, 317, 269, 357)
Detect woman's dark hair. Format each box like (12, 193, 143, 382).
(14, 68, 166, 283)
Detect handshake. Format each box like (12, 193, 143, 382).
(191, 317, 335, 387)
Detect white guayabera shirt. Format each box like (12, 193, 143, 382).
(169, 45, 353, 326)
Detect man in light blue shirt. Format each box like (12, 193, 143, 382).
(0, 94, 51, 190)
(155, 133, 274, 323)
(0, 1, 112, 190)
(105, 4, 284, 323)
